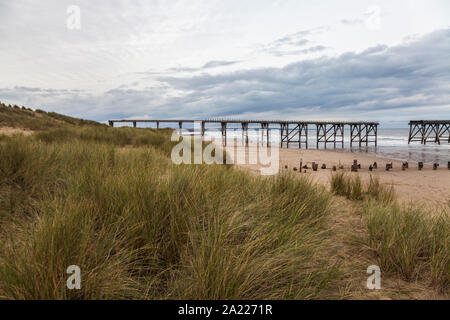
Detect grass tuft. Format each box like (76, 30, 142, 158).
(330, 173, 395, 203)
(364, 202, 449, 291)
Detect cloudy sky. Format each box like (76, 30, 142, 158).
(1, 0, 449, 126)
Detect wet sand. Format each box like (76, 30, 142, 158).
(229, 146, 450, 207)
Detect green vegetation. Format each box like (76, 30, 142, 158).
(330, 172, 395, 203)
(364, 202, 449, 291)
(0, 104, 448, 299)
(0, 125, 338, 299)
(0, 101, 101, 130)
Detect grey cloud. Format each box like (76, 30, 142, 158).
(261, 27, 331, 57)
(1, 29, 450, 123)
(202, 60, 240, 69)
(168, 60, 240, 73)
(131, 60, 241, 77)
(155, 29, 450, 121)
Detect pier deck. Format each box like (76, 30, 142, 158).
(108, 119, 379, 149)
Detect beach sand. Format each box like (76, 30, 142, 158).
(228, 145, 450, 207)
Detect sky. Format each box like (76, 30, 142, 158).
(0, 0, 449, 126)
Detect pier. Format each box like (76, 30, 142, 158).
(108, 119, 379, 149)
(408, 120, 450, 144)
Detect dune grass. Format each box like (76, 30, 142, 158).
(0, 127, 339, 299)
(1, 105, 448, 299)
(330, 172, 395, 203)
(363, 202, 449, 291)
(330, 171, 449, 292)
(0, 101, 102, 131)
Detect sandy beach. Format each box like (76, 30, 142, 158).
(230, 146, 450, 207)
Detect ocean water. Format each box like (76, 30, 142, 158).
(129, 122, 449, 166)
(196, 127, 450, 166)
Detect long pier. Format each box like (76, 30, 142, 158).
(408, 120, 450, 144)
(108, 119, 379, 149)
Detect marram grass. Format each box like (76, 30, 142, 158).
(0, 128, 338, 299)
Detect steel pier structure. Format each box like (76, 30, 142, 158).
(408, 121, 450, 145)
(108, 119, 379, 149)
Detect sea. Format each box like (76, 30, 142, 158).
(198, 127, 450, 166)
(120, 122, 449, 166)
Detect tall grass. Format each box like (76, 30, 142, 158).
(330, 172, 395, 203)
(0, 128, 338, 299)
(367, 175, 396, 204)
(330, 172, 363, 200)
(364, 202, 449, 291)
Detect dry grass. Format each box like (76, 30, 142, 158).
(330, 172, 395, 204)
(1, 105, 448, 299)
(0, 127, 339, 299)
(363, 202, 449, 292)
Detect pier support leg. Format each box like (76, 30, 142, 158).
(358, 124, 362, 148)
(201, 122, 205, 138)
(305, 125, 308, 149)
(287, 124, 290, 148)
(375, 125, 378, 148)
(221, 122, 227, 147)
(241, 122, 249, 147)
(261, 123, 269, 147)
(316, 124, 320, 149)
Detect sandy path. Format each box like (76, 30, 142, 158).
(0, 126, 33, 136)
(228, 145, 450, 207)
